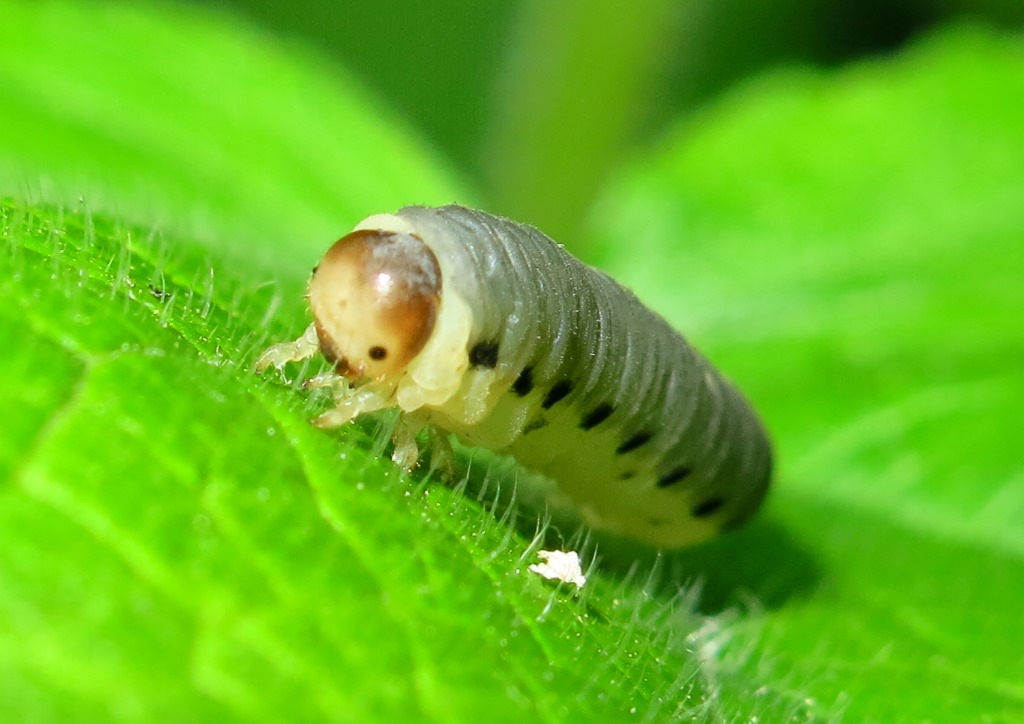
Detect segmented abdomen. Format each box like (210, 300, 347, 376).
(398, 205, 771, 547)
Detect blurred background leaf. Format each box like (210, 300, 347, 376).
(1, 0, 1023, 721)
(203, 0, 1024, 244)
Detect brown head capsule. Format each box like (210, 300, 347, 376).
(308, 229, 442, 380)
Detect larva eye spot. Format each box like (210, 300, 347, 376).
(308, 229, 442, 380)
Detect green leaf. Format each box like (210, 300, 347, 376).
(0, 0, 475, 274)
(589, 24, 1024, 720)
(3, 0, 1023, 721)
(0, 196, 741, 721)
(0, 2, 765, 722)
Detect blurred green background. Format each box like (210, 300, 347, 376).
(198, 0, 1024, 244)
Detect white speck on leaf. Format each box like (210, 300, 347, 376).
(529, 549, 586, 588)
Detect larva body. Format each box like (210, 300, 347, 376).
(257, 205, 771, 548)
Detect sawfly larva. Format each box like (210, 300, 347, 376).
(256, 205, 771, 547)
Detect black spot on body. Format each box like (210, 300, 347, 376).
(657, 467, 692, 488)
(523, 417, 548, 435)
(369, 346, 387, 360)
(512, 367, 534, 396)
(541, 379, 573, 409)
(580, 403, 614, 430)
(616, 431, 652, 454)
(469, 340, 499, 368)
(692, 497, 726, 518)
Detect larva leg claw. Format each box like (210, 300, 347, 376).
(311, 408, 358, 429)
(390, 420, 421, 471)
(302, 373, 345, 391)
(313, 387, 393, 430)
(426, 426, 456, 479)
(254, 323, 320, 373)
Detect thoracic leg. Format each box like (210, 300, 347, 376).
(302, 372, 345, 391)
(255, 323, 320, 372)
(312, 386, 394, 429)
(425, 426, 456, 478)
(389, 420, 457, 476)
(390, 417, 422, 471)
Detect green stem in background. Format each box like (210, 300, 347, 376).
(482, 0, 682, 253)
